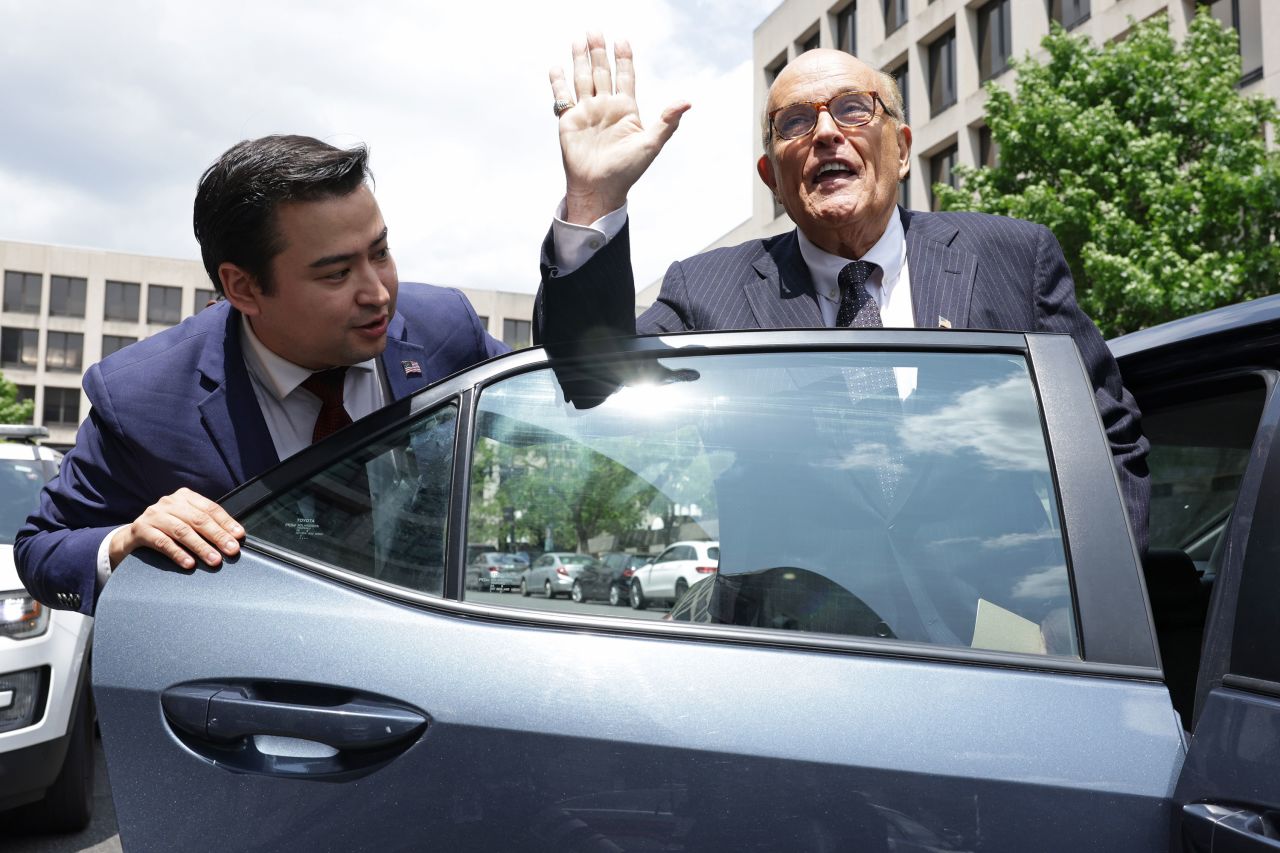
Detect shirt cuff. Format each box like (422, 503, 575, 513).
(96, 526, 128, 593)
(549, 200, 628, 277)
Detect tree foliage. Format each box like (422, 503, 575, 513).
(0, 373, 34, 425)
(935, 10, 1280, 336)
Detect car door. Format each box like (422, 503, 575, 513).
(644, 545, 686, 599)
(1111, 322, 1280, 850)
(96, 331, 1204, 852)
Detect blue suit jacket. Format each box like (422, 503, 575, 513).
(16, 283, 508, 615)
(535, 208, 1150, 549)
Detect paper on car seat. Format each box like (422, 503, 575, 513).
(971, 598, 1047, 655)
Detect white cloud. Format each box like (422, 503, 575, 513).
(0, 0, 778, 294)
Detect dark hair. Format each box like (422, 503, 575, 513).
(192, 135, 371, 295)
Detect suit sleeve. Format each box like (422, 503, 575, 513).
(1030, 224, 1151, 553)
(14, 365, 154, 615)
(533, 221, 695, 344)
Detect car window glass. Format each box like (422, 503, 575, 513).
(0, 458, 46, 545)
(240, 403, 458, 596)
(708, 546, 720, 561)
(1142, 382, 1265, 565)
(465, 352, 1076, 657)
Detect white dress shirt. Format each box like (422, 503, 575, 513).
(96, 316, 387, 589)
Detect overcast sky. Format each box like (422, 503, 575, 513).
(0, 0, 781, 294)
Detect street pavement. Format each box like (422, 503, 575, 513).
(7, 737, 121, 853)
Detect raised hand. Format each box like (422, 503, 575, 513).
(549, 32, 690, 225)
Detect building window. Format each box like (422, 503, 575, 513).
(887, 61, 910, 122)
(476, 315, 489, 331)
(14, 385, 35, 423)
(503, 319, 531, 349)
(3, 271, 41, 314)
(930, 144, 960, 211)
(147, 284, 182, 325)
(979, 0, 1013, 81)
(929, 30, 958, 116)
(105, 280, 140, 322)
(45, 331, 84, 372)
(978, 124, 998, 167)
(102, 334, 137, 358)
(43, 387, 81, 426)
(765, 55, 787, 87)
(48, 275, 87, 318)
(883, 0, 907, 34)
(1207, 0, 1263, 85)
(1048, 0, 1090, 30)
(800, 29, 820, 53)
(836, 4, 856, 54)
(0, 327, 38, 368)
(194, 288, 218, 313)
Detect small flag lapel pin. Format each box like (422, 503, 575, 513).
(937, 316, 952, 329)
(402, 360, 422, 377)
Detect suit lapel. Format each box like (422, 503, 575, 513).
(381, 336, 432, 401)
(196, 308, 278, 485)
(746, 231, 825, 328)
(902, 209, 977, 329)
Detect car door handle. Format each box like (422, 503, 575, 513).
(1183, 803, 1280, 851)
(161, 682, 429, 778)
(164, 684, 426, 749)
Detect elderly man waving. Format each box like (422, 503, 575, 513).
(534, 33, 1149, 550)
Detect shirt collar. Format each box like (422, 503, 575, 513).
(796, 209, 906, 303)
(239, 314, 376, 401)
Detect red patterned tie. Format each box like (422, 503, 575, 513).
(301, 367, 352, 444)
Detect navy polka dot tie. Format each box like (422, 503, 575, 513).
(836, 260, 883, 328)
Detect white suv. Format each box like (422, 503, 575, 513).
(629, 540, 720, 610)
(0, 425, 94, 832)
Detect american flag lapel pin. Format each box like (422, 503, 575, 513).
(402, 360, 422, 377)
(937, 316, 952, 329)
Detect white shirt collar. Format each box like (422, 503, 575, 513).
(796, 209, 906, 304)
(239, 314, 376, 401)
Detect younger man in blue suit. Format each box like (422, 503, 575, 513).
(18, 135, 508, 614)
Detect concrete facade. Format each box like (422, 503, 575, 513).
(0, 239, 534, 446)
(639, 0, 1278, 306)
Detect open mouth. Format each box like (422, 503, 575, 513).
(813, 161, 859, 185)
(354, 315, 389, 337)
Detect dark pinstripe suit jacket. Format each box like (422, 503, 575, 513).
(535, 207, 1149, 550)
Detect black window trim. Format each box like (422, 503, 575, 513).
(222, 330, 1159, 679)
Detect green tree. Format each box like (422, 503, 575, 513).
(0, 373, 34, 424)
(935, 10, 1280, 336)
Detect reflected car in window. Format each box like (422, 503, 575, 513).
(520, 552, 597, 599)
(465, 552, 524, 592)
(89, 320, 1280, 852)
(573, 552, 649, 606)
(628, 540, 720, 611)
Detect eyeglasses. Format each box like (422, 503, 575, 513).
(767, 91, 897, 142)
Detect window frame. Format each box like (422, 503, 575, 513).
(3, 271, 43, 314)
(48, 275, 87, 318)
(105, 280, 141, 322)
(928, 29, 958, 116)
(977, 0, 1013, 82)
(222, 331, 1157, 677)
(146, 284, 183, 325)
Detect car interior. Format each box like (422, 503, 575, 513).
(1136, 374, 1267, 730)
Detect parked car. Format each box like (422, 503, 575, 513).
(521, 552, 597, 599)
(465, 552, 524, 592)
(627, 540, 720, 610)
(89, 320, 1280, 851)
(572, 551, 649, 605)
(0, 426, 94, 833)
